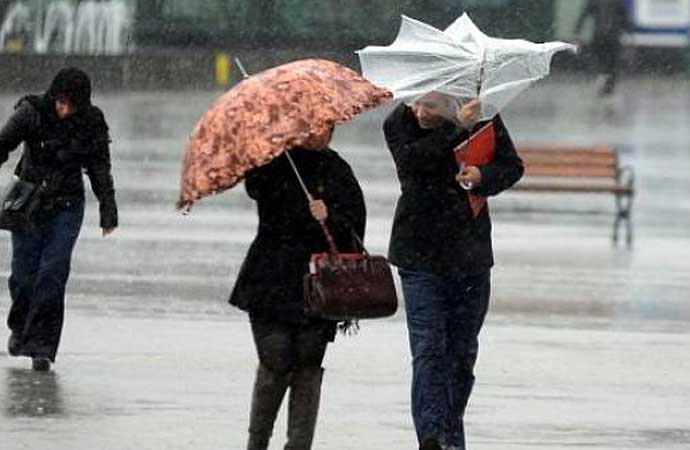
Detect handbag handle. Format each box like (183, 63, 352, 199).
(284, 150, 339, 255)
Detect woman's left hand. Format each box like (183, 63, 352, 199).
(309, 199, 329, 222)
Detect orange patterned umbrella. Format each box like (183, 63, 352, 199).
(177, 58, 392, 210)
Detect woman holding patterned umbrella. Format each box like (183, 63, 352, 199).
(177, 59, 390, 449)
(232, 138, 365, 450)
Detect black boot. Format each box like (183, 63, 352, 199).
(284, 367, 323, 450)
(31, 357, 51, 372)
(7, 333, 21, 356)
(247, 364, 290, 450)
(419, 438, 443, 450)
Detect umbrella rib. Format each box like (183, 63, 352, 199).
(359, 49, 473, 59)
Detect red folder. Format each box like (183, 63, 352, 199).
(454, 120, 496, 218)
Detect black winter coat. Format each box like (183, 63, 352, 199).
(0, 95, 117, 229)
(384, 103, 523, 277)
(229, 148, 366, 323)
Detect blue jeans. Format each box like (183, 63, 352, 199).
(7, 199, 84, 362)
(399, 268, 491, 450)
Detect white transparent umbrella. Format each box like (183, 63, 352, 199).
(357, 13, 577, 120)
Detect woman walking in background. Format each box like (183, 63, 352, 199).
(0, 67, 118, 371)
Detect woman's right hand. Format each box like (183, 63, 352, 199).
(457, 98, 482, 130)
(309, 199, 328, 222)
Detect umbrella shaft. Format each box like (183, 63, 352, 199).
(284, 150, 339, 254)
(285, 150, 313, 201)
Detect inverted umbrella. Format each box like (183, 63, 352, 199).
(357, 13, 576, 120)
(177, 58, 392, 210)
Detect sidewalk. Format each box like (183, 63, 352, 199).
(2, 312, 689, 450)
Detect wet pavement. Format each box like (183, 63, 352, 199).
(0, 76, 689, 449)
(2, 316, 690, 450)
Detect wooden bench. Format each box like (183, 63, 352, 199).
(513, 145, 635, 247)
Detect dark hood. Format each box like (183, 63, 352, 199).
(48, 67, 92, 111)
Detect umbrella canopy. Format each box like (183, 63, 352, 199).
(357, 13, 576, 120)
(177, 58, 391, 210)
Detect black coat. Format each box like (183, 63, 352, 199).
(384, 103, 523, 277)
(0, 95, 118, 229)
(229, 148, 366, 323)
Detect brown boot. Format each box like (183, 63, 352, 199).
(247, 364, 289, 450)
(284, 367, 323, 450)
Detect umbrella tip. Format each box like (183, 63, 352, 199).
(234, 58, 250, 79)
(176, 200, 193, 215)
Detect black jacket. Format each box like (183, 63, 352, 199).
(229, 148, 366, 322)
(0, 95, 117, 229)
(384, 103, 523, 277)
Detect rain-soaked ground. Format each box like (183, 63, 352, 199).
(0, 76, 689, 449)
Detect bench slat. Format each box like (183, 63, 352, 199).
(518, 145, 615, 156)
(519, 145, 616, 161)
(521, 153, 617, 167)
(513, 183, 633, 194)
(523, 165, 618, 178)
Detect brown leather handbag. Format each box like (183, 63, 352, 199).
(283, 150, 398, 321)
(303, 241, 398, 321)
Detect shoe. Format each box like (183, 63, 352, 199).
(419, 438, 443, 450)
(598, 74, 615, 97)
(7, 333, 21, 356)
(31, 357, 51, 372)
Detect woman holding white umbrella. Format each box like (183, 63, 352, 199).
(359, 13, 574, 450)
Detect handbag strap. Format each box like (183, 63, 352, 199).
(349, 228, 369, 256)
(284, 150, 339, 255)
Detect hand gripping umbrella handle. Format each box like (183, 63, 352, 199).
(284, 150, 339, 255)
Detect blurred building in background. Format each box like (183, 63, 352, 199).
(131, 0, 555, 50)
(0, 0, 134, 54)
(2, 1, 689, 53)
(0, 0, 688, 89)
(0, 0, 560, 53)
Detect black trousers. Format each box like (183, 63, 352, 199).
(593, 35, 621, 81)
(7, 200, 84, 362)
(249, 315, 332, 374)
